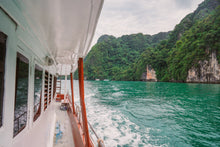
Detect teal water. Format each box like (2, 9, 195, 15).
(72, 81, 220, 147)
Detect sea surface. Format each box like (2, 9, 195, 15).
(70, 81, 220, 147)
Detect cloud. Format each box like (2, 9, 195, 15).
(174, 0, 193, 8)
(91, 0, 204, 46)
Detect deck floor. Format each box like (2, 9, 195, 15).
(53, 102, 75, 147)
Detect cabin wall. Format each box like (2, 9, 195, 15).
(0, 3, 57, 146)
(0, 0, 48, 63)
(0, 7, 17, 147)
(27, 55, 35, 129)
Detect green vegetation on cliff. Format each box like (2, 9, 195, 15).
(79, 0, 220, 82)
(131, 1, 220, 82)
(82, 32, 170, 80)
(166, 8, 220, 81)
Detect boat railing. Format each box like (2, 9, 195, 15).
(65, 92, 105, 147)
(74, 103, 105, 147)
(13, 111, 27, 137)
(33, 102, 40, 115)
(33, 102, 41, 121)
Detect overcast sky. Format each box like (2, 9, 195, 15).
(92, 0, 204, 45)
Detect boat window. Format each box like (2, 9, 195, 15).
(53, 76, 57, 98)
(48, 74, 52, 104)
(56, 76, 62, 94)
(0, 32, 7, 127)
(33, 64, 43, 121)
(13, 53, 29, 137)
(44, 71, 48, 110)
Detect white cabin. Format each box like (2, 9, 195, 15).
(0, 0, 104, 147)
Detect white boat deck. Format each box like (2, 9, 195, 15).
(53, 102, 75, 147)
(11, 100, 75, 147)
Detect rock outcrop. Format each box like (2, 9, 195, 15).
(141, 65, 157, 82)
(187, 51, 220, 83)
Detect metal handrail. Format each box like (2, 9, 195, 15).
(33, 102, 41, 121)
(74, 104, 105, 147)
(34, 102, 40, 115)
(65, 93, 105, 146)
(88, 122, 99, 140)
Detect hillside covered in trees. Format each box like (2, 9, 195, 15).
(81, 32, 170, 80)
(79, 0, 220, 82)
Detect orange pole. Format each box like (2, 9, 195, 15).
(70, 73, 76, 114)
(78, 58, 90, 147)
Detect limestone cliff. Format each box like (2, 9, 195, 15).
(141, 65, 157, 82)
(187, 51, 220, 83)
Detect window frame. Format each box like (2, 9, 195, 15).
(33, 64, 43, 121)
(0, 31, 7, 127)
(13, 52, 29, 137)
(44, 71, 49, 110)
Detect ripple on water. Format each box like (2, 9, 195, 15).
(78, 81, 220, 146)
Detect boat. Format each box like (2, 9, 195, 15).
(0, 0, 104, 147)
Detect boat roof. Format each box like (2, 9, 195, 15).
(0, 0, 103, 75)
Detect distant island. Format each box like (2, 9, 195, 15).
(75, 0, 220, 83)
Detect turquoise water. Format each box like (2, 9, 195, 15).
(72, 81, 220, 147)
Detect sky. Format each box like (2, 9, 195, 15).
(92, 0, 204, 45)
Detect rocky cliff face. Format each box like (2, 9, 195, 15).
(187, 51, 220, 83)
(141, 65, 157, 82)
